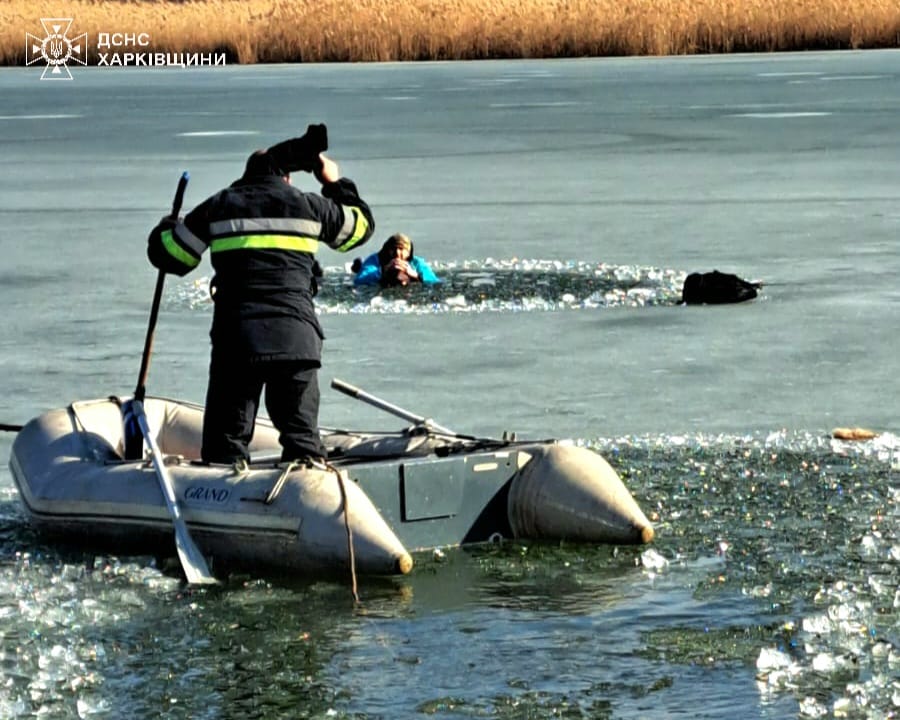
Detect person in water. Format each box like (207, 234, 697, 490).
(352, 233, 439, 287)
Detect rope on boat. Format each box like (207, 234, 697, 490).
(266, 458, 359, 602)
(325, 459, 359, 604)
(264, 460, 295, 504)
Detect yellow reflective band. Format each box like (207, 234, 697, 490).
(334, 208, 370, 253)
(162, 229, 200, 269)
(210, 235, 319, 253)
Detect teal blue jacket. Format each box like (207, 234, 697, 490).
(353, 253, 440, 286)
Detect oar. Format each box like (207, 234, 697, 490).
(132, 172, 216, 586)
(330, 378, 459, 437)
(0, 423, 23, 432)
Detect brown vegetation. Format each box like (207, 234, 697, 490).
(4, 0, 899, 65)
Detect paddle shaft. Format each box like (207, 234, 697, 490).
(331, 378, 457, 436)
(134, 171, 189, 401)
(134, 272, 165, 402)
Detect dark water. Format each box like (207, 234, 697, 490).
(1, 51, 899, 718)
(1, 431, 896, 718)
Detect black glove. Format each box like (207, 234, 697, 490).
(305, 123, 328, 155)
(267, 123, 329, 174)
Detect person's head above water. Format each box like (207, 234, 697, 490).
(379, 233, 412, 262)
(378, 234, 415, 287)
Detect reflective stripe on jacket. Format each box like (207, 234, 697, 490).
(147, 174, 374, 361)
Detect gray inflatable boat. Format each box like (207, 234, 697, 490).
(9, 381, 654, 582)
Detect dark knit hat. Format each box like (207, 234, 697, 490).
(242, 149, 281, 178)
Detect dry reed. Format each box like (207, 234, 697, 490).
(3, 0, 899, 66)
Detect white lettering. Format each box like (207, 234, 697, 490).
(95, 42, 226, 70)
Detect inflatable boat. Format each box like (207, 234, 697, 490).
(9, 380, 654, 584)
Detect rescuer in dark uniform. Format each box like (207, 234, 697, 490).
(147, 124, 375, 465)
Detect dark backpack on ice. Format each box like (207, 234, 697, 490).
(680, 270, 760, 305)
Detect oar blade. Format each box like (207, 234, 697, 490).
(173, 526, 218, 586)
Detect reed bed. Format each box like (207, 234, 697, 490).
(4, 0, 899, 66)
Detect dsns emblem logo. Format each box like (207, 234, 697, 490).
(26, 18, 87, 80)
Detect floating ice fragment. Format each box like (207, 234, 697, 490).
(832, 698, 852, 717)
(871, 641, 891, 658)
(827, 602, 862, 623)
(626, 288, 655, 302)
(799, 696, 828, 717)
(757, 647, 793, 672)
(746, 583, 772, 598)
(868, 575, 887, 596)
(77, 696, 110, 717)
(640, 548, 668, 570)
(613, 267, 639, 283)
(860, 533, 880, 555)
(812, 653, 837, 672)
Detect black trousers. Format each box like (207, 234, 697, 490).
(201, 356, 324, 464)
